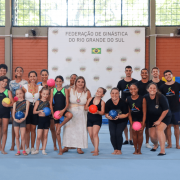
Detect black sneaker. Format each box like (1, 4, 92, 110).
(129, 140, 134, 145)
(123, 140, 129, 145)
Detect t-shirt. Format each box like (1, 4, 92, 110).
(117, 78, 138, 100)
(9, 79, 28, 97)
(126, 96, 144, 122)
(144, 94, 171, 121)
(136, 80, 151, 96)
(105, 98, 128, 122)
(159, 82, 180, 112)
(149, 80, 165, 90)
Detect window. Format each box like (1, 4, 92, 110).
(156, 0, 180, 25)
(12, 0, 149, 26)
(0, 0, 5, 26)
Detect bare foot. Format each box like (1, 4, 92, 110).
(111, 150, 117, 155)
(54, 146, 58, 151)
(93, 151, 99, 156)
(69, 147, 76, 149)
(58, 151, 63, 155)
(10, 147, 14, 151)
(62, 147, 69, 153)
(176, 146, 180, 149)
(1, 151, 7, 154)
(133, 151, 138, 154)
(40, 148, 43, 150)
(116, 150, 122, 155)
(166, 145, 172, 149)
(91, 150, 99, 153)
(138, 150, 142, 154)
(77, 149, 84, 154)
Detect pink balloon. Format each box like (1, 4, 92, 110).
(47, 79, 55, 87)
(14, 96, 18, 102)
(54, 111, 61, 119)
(132, 122, 142, 131)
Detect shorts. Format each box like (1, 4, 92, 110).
(170, 112, 180, 125)
(13, 119, 26, 128)
(53, 110, 67, 124)
(87, 118, 102, 127)
(0, 111, 10, 119)
(148, 116, 171, 128)
(38, 116, 50, 129)
(26, 103, 38, 125)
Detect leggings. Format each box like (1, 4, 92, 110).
(109, 120, 127, 150)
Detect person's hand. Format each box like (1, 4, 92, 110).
(19, 117, 26, 123)
(2, 102, 10, 107)
(106, 114, 114, 120)
(93, 110, 99, 115)
(38, 110, 45, 116)
(138, 122, 144, 131)
(153, 120, 161, 127)
(14, 119, 19, 123)
(59, 110, 64, 117)
(114, 116, 119, 120)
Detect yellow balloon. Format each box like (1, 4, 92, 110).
(2, 98, 11, 105)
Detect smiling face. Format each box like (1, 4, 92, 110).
(141, 69, 148, 79)
(148, 84, 157, 96)
(130, 84, 138, 96)
(15, 68, 23, 78)
(0, 79, 8, 88)
(96, 88, 104, 98)
(110, 89, 119, 101)
(29, 73, 37, 84)
(41, 90, 49, 100)
(76, 78, 85, 89)
(55, 78, 63, 88)
(41, 71, 48, 82)
(164, 72, 173, 82)
(70, 75, 77, 86)
(0, 68, 7, 76)
(151, 68, 160, 78)
(16, 89, 24, 100)
(125, 68, 132, 78)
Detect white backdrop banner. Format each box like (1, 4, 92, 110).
(48, 27, 145, 101)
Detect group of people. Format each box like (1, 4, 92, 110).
(0, 64, 179, 156)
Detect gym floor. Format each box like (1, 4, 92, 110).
(0, 125, 179, 180)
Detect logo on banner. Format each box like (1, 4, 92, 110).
(66, 75, 70, 81)
(52, 66, 58, 72)
(93, 76, 100, 81)
(134, 48, 140, 53)
(52, 29, 58, 34)
(80, 48, 86, 53)
(66, 57, 72, 63)
(80, 66, 86, 72)
(135, 30, 141, 35)
(121, 57, 127, 63)
(92, 48, 101, 54)
(106, 48, 112, 54)
(106, 66, 112, 72)
(106, 85, 112, 91)
(94, 57, 100, 63)
(134, 66, 141, 72)
(52, 48, 58, 53)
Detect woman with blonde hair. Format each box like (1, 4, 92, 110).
(62, 76, 91, 154)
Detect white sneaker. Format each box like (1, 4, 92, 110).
(42, 150, 47, 155)
(146, 143, 152, 149)
(31, 148, 35, 154)
(26, 148, 30, 155)
(31, 150, 39, 155)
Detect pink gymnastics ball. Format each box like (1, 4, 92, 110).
(132, 122, 142, 131)
(54, 111, 61, 119)
(47, 79, 55, 87)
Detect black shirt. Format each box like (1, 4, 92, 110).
(136, 80, 151, 96)
(149, 80, 165, 90)
(159, 82, 180, 112)
(144, 94, 171, 121)
(117, 79, 138, 100)
(126, 96, 144, 122)
(105, 98, 128, 122)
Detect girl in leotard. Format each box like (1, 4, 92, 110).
(0, 76, 14, 154)
(50, 76, 73, 155)
(85, 87, 106, 156)
(12, 89, 29, 156)
(32, 86, 51, 155)
(126, 84, 146, 154)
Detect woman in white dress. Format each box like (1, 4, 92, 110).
(63, 76, 91, 154)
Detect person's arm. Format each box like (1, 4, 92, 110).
(22, 86, 27, 93)
(97, 100, 105, 115)
(142, 98, 146, 127)
(12, 102, 19, 123)
(59, 88, 69, 117)
(87, 90, 91, 100)
(128, 107, 133, 125)
(33, 101, 43, 115)
(3, 90, 14, 107)
(84, 97, 92, 111)
(19, 101, 30, 123)
(105, 100, 113, 120)
(49, 88, 54, 117)
(153, 110, 169, 126)
(68, 88, 71, 97)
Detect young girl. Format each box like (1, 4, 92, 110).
(85, 87, 106, 156)
(32, 86, 50, 155)
(50, 76, 72, 155)
(0, 76, 14, 154)
(126, 84, 146, 155)
(12, 89, 30, 156)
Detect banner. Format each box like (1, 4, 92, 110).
(48, 27, 145, 101)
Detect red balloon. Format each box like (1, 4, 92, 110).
(89, 105, 98, 114)
(47, 79, 55, 87)
(14, 96, 18, 102)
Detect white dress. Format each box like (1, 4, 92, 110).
(63, 89, 88, 149)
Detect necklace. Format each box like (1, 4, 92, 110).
(29, 84, 37, 105)
(76, 91, 82, 103)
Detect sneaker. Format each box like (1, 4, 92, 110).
(31, 150, 39, 155)
(129, 140, 134, 145)
(123, 140, 129, 145)
(26, 148, 30, 155)
(42, 150, 47, 155)
(146, 143, 152, 149)
(31, 148, 35, 154)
